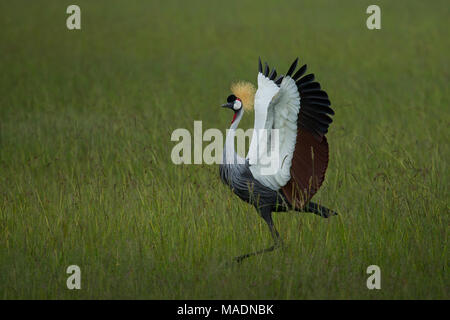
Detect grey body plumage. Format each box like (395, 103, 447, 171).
(219, 158, 288, 212)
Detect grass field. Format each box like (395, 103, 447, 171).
(0, 0, 448, 299)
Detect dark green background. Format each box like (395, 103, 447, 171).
(0, 0, 448, 299)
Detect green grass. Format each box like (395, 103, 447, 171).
(0, 0, 448, 299)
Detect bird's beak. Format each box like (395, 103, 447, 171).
(221, 102, 233, 109)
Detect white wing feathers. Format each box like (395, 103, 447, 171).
(247, 73, 300, 190)
(247, 73, 280, 166)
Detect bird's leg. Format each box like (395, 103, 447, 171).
(234, 207, 283, 263)
(262, 207, 283, 248)
(302, 201, 338, 218)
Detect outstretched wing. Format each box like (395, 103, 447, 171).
(281, 59, 334, 208)
(248, 57, 335, 208)
(247, 58, 301, 190)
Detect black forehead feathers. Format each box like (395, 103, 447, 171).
(227, 94, 237, 103)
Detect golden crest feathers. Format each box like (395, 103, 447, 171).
(231, 81, 256, 111)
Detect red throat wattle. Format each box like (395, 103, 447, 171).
(231, 113, 237, 124)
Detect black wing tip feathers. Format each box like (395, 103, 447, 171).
(293, 64, 307, 81)
(279, 57, 335, 137)
(286, 57, 299, 77)
(255, 57, 336, 134)
(297, 73, 315, 86)
(269, 68, 277, 80)
(275, 75, 284, 85)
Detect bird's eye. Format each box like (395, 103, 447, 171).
(233, 99, 242, 110)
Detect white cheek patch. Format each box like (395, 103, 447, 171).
(233, 100, 242, 110)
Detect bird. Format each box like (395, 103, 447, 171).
(219, 57, 337, 262)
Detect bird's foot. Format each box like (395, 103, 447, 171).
(233, 240, 283, 264)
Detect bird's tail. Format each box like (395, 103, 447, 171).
(302, 202, 338, 218)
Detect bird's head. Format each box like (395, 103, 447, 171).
(221, 81, 256, 123)
(221, 94, 242, 111)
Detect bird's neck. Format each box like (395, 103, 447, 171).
(224, 109, 244, 165)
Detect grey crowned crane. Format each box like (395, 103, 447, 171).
(220, 57, 337, 262)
